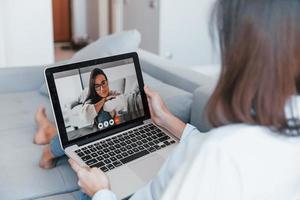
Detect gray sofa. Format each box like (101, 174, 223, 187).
(0, 47, 216, 200)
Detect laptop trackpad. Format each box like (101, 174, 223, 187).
(128, 154, 165, 182)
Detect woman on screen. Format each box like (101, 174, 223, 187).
(82, 68, 120, 129)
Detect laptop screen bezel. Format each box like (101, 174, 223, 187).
(45, 52, 151, 148)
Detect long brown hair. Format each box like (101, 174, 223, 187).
(206, 0, 300, 133)
(85, 68, 108, 104)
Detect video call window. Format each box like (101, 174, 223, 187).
(53, 59, 145, 141)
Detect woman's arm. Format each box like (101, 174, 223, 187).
(94, 98, 106, 113)
(82, 98, 106, 124)
(144, 86, 186, 139)
(160, 113, 186, 139)
(82, 103, 100, 125)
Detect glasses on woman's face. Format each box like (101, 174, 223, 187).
(94, 80, 108, 91)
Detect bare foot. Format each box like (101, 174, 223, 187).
(39, 145, 56, 169)
(34, 106, 57, 145)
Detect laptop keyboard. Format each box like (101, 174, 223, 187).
(74, 123, 176, 172)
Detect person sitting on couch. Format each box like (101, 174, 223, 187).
(65, 0, 300, 199)
(35, 0, 300, 198)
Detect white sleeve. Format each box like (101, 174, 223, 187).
(82, 103, 98, 124)
(92, 189, 118, 200)
(129, 124, 205, 200)
(180, 123, 200, 142)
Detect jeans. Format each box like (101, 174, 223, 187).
(50, 134, 65, 158)
(80, 192, 92, 200)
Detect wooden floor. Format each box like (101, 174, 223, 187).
(54, 42, 76, 62)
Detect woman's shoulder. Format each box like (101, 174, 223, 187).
(84, 99, 93, 104)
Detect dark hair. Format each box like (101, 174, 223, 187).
(85, 68, 108, 104)
(206, 0, 300, 133)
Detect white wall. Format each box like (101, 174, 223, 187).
(0, 0, 54, 68)
(55, 75, 83, 109)
(160, 0, 219, 66)
(111, 0, 123, 33)
(86, 0, 100, 41)
(123, 0, 160, 54)
(0, 3, 6, 67)
(72, 0, 88, 39)
(72, 0, 109, 41)
(104, 63, 136, 82)
(122, 0, 220, 66)
(98, 0, 110, 37)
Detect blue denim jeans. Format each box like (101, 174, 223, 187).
(80, 192, 92, 200)
(50, 134, 65, 158)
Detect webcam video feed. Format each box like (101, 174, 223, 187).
(53, 58, 145, 141)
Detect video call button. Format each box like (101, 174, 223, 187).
(98, 123, 104, 129)
(109, 119, 114, 126)
(114, 116, 120, 125)
(104, 121, 109, 127)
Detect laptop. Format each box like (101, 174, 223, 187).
(45, 52, 178, 198)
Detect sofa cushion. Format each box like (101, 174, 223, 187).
(0, 72, 192, 199)
(70, 30, 141, 63)
(143, 73, 192, 123)
(40, 30, 141, 96)
(190, 84, 216, 132)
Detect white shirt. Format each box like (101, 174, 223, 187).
(92, 124, 300, 200)
(93, 97, 300, 200)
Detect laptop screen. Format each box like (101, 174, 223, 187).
(52, 57, 146, 142)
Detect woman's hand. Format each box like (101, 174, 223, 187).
(94, 98, 106, 113)
(144, 85, 186, 139)
(106, 91, 120, 101)
(144, 85, 172, 127)
(69, 159, 110, 197)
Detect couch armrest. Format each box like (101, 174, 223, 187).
(138, 49, 214, 93)
(190, 83, 217, 132)
(0, 66, 46, 94)
(0, 60, 70, 94)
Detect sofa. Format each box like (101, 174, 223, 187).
(0, 31, 217, 200)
